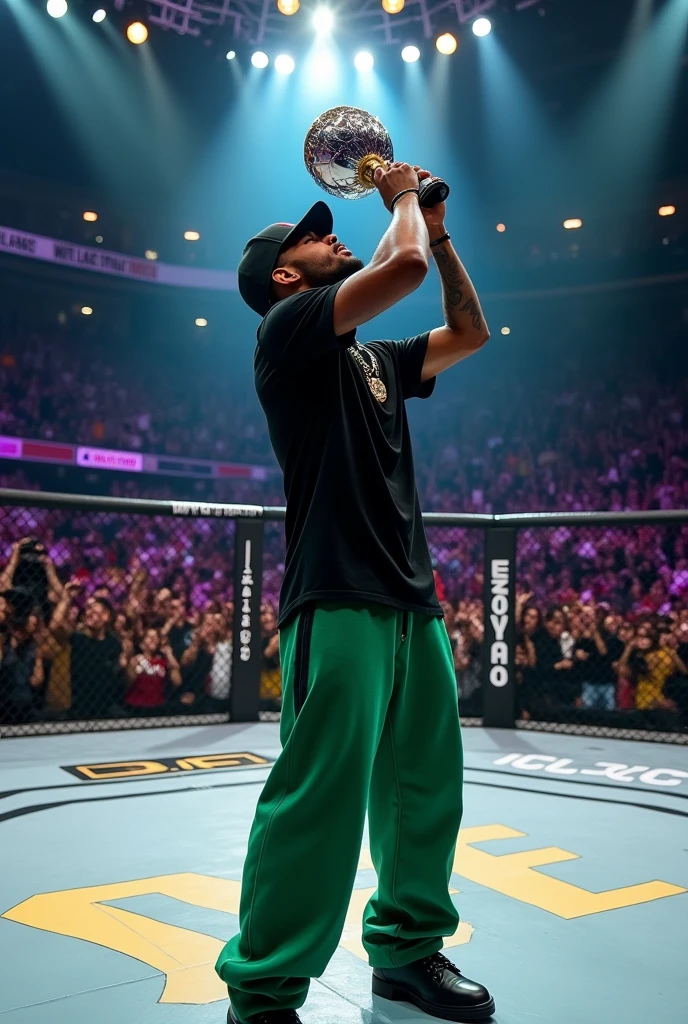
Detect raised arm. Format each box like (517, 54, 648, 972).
(333, 162, 429, 336)
(0, 539, 24, 592)
(49, 580, 80, 642)
(415, 169, 490, 381)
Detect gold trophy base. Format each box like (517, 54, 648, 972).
(357, 153, 387, 189)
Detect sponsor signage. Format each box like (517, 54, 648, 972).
(0, 224, 237, 291)
(230, 520, 264, 721)
(0, 436, 21, 459)
(482, 528, 516, 728)
(494, 753, 688, 787)
(76, 446, 144, 472)
(61, 751, 273, 781)
(488, 558, 510, 688)
(0, 431, 278, 483)
(171, 502, 263, 518)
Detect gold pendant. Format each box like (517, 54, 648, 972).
(370, 378, 387, 403)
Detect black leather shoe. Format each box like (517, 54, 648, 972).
(228, 1008, 303, 1024)
(372, 952, 495, 1021)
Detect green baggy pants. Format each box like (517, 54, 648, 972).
(215, 601, 464, 1019)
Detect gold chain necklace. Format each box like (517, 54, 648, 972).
(347, 343, 387, 403)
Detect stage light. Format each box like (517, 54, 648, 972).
(401, 45, 420, 63)
(251, 51, 269, 68)
(82, 211, 98, 222)
(127, 21, 148, 44)
(501, 327, 511, 335)
(472, 17, 492, 37)
(312, 7, 334, 34)
(563, 218, 583, 230)
(46, 0, 68, 18)
(275, 54, 296, 74)
(195, 318, 208, 327)
(659, 205, 676, 216)
(145, 250, 158, 260)
(496, 223, 506, 232)
(92, 8, 106, 22)
(184, 230, 200, 241)
(81, 306, 93, 316)
(354, 51, 374, 72)
(382, 0, 405, 12)
(436, 33, 458, 55)
(95, 235, 103, 243)
(226, 50, 236, 60)
(277, 0, 300, 13)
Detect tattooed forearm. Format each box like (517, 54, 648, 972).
(433, 243, 486, 335)
(433, 247, 466, 311)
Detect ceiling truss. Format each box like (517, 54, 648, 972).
(144, 0, 517, 43)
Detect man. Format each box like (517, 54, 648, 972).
(531, 607, 575, 714)
(216, 162, 492, 1024)
(178, 611, 216, 710)
(161, 597, 195, 663)
(49, 585, 128, 718)
(574, 606, 621, 711)
(0, 588, 44, 724)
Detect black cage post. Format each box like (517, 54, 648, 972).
(482, 526, 517, 729)
(231, 517, 264, 722)
(0, 490, 686, 741)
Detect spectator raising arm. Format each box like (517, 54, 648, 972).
(0, 539, 27, 591)
(41, 551, 65, 605)
(161, 642, 182, 688)
(48, 580, 81, 641)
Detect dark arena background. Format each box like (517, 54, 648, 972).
(1, 2, 687, 1023)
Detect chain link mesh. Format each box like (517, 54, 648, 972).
(3, 497, 686, 741)
(0, 503, 236, 734)
(255, 523, 486, 721)
(427, 525, 485, 719)
(516, 523, 688, 738)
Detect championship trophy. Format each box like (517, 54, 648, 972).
(304, 105, 449, 208)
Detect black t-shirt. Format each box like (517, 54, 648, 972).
(182, 647, 213, 698)
(0, 638, 39, 711)
(255, 281, 442, 628)
(573, 632, 622, 685)
(167, 623, 193, 663)
(70, 631, 123, 717)
(532, 630, 564, 678)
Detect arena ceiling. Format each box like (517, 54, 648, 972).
(137, 0, 542, 43)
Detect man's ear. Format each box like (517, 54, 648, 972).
(272, 265, 301, 287)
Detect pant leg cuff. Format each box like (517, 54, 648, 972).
(368, 939, 444, 970)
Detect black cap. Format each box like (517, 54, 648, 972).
(237, 201, 333, 317)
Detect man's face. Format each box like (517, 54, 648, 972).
(523, 608, 539, 633)
(260, 604, 277, 632)
(546, 612, 565, 638)
(274, 230, 364, 291)
(85, 600, 111, 632)
(170, 598, 186, 624)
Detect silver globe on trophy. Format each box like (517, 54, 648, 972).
(304, 105, 449, 208)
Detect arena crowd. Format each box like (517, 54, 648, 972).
(1, 331, 687, 515)
(0, 504, 686, 730)
(0, 331, 687, 731)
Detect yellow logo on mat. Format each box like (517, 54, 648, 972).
(3, 825, 685, 1006)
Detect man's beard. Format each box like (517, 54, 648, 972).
(292, 255, 364, 289)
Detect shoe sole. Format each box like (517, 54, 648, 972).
(372, 975, 496, 1022)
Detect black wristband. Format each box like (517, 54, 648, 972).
(430, 232, 450, 248)
(390, 188, 420, 213)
